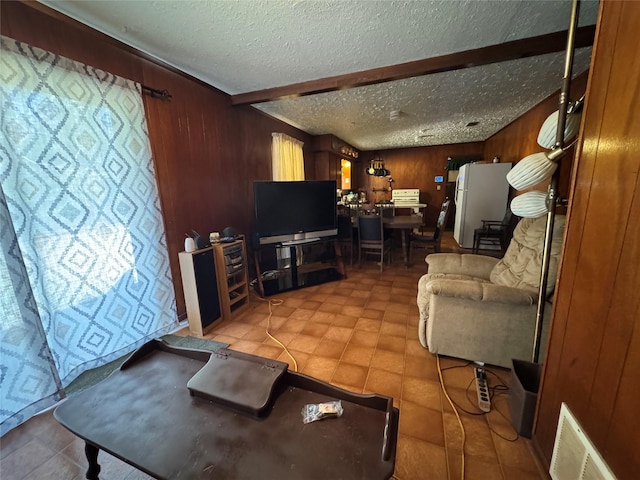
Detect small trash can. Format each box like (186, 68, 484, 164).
(509, 359, 542, 438)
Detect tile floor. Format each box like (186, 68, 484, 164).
(0, 233, 548, 480)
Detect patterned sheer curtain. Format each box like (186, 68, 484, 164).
(0, 37, 177, 434)
(271, 132, 304, 181)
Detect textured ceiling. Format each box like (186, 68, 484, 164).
(40, 0, 600, 150)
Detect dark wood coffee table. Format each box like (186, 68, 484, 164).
(54, 340, 398, 479)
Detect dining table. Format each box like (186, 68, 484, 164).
(381, 215, 424, 266)
(350, 212, 424, 267)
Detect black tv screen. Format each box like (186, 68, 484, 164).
(254, 180, 337, 242)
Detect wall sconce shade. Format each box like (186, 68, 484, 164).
(506, 151, 559, 190)
(510, 191, 549, 218)
(537, 110, 582, 149)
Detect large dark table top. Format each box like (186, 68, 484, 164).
(54, 340, 398, 479)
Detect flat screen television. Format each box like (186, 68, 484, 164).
(253, 180, 338, 245)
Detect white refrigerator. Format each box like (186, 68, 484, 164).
(453, 162, 512, 249)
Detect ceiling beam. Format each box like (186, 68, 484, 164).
(231, 25, 596, 106)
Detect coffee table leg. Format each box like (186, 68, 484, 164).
(84, 442, 101, 480)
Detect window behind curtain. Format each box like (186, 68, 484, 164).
(272, 132, 304, 181)
(0, 36, 177, 432)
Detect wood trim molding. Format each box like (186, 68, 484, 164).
(231, 25, 596, 106)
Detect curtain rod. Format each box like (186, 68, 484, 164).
(141, 85, 172, 100)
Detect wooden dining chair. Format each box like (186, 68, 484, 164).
(357, 211, 392, 272)
(409, 198, 451, 260)
(336, 213, 355, 265)
(472, 207, 518, 255)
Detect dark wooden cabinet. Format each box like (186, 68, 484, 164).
(312, 134, 360, 189)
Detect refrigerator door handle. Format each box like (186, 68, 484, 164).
(454, 176, 461, 205)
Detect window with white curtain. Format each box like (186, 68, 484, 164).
(271, 132, 305, 181)
(0, 36, 177, 434)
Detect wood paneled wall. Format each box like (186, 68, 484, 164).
(1, 1, 312, 318)
(358, 143, 484, 225)
(534, 2, 640, 478)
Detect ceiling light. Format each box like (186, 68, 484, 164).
(465, 121, 479, 127)
(389, 110, 402, 121)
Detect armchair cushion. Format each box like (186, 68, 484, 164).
(416, 215, 565, 367)
(490, 216, 566, 294)
(425, 279, 537, 305)
(426, 253, 498, 279)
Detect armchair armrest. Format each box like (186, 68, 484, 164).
(425, 253, 498, 279)
(425, 279, 537, 306)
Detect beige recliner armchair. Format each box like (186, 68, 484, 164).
(416, 215, 565, 368)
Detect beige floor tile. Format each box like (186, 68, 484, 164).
(228, 339, 262, 354)
(253, 344, 283, 360)
(371, 349, 405, 374)
(288, 334, 323, 354)
(442, 412, 499, 461)
(331, 314, 359, 328)
(394, 434, 448, 480)
(341, 344, 375, 367)
(332, 362, 369, 389)
(276, 317, 307, 334)
(360, 308, 385, 320)
(355, 318, 382, 332)
(302, 356, 339, 383)
(349, 289, 371, 299)
(288, 308, 317, 320)
(343, 296, 367, 307)
(264, 315, 288, 331)
(267, 305, 296, 317)
(206, 333, 238, 345)
(323, 295, 349, 306)
(309, 310, 336, 324)
(380, 321, 407, 337)
(492, 433, 541, 474)
(323, 325, 353, 343)
(316, 301, 343, 313)
(386, 302, 411, 314)
(241, 327, 269, 342)
(377, 334, 407, 354)
(383, 310, 409, 324)
(263, 331, 296, 347)
(278, 349, 309, 372)
(313, 338, 346, 360)
(399, 401, 445, 446)
(340, 305, 363, 317)
(402, 377, 442, 411)
(404, 354, 440, 382)
(448, 451, 505, 480)
(349, 330, 379, 348)
(366, 300, 389, 311)
(301, 322, 330, 337)
(217, 322, 253, 338)
(365, 368, 403, 401)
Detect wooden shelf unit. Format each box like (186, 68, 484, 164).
(212, 237, 250, 321)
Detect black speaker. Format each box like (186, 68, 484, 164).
(192, 230, 210, 249)
(222, 226, 238, 239)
